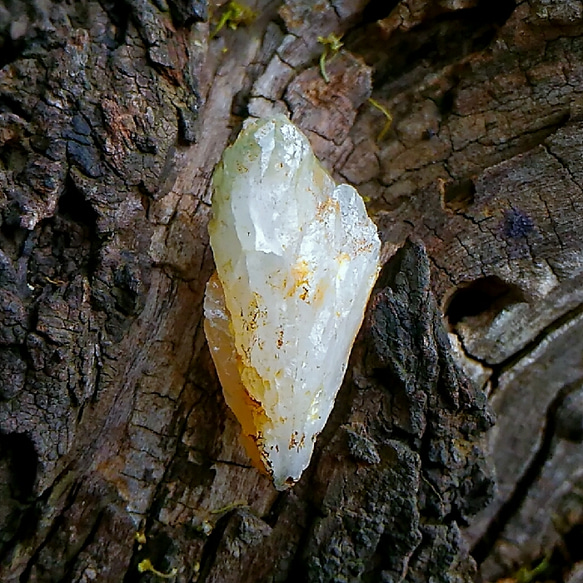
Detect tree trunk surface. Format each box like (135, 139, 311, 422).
(1, 1, 582, 582)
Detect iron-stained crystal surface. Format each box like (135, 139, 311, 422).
(204, 116, 380, 490)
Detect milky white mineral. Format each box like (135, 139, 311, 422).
(204, 116, 381, 490)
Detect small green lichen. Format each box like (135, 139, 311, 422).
(368, 97, 393, 142)
(192, 501, 247, 536)
(209, 500, 246, 515)
(137, 558, 177, 579)
(211, 1, 257, 39)
(512, 556, 552, 583)
(318, 33, 343, 83)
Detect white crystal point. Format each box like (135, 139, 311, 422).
(204, 116, 381, 490)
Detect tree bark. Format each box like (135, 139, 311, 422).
(1, 1, 582, 582)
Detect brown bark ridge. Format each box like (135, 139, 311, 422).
(0, 0, 581, 581)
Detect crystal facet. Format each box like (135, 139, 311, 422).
(204, 116, 381, 490)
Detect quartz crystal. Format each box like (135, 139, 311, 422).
(204, 116, 380, 490)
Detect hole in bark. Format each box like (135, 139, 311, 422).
(231, 89, 250, 119)
(361, 0, 401, 23)
(27, 178, 100, 286)
(0, 141, 28, 175)
(476, 0, 517, 26)
(58, 177, 99, 232)
(58, 180, 100, 272)
(442, 178, 475, 213)
(98, 0, 132, 44)
(438, 87, 456, 115)
(352, 1, 517, 91)
(0, 0, 34, 70)
(0, 199, 27, 249)
(445, 276, 525, 328)
(124, 530, 177, 583)
(0, 37, 24, 69)
(564, 524, 583, 562)
(0, 432, 37, 501)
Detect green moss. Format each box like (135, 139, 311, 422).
(513, 557, 552, 583)
(368, 98, 393, 142)
(137, 558, 177, 579)
(318, 33, 343, 83)
(211, 2, 257, 39)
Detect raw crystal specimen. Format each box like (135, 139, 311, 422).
(204, 116, 381, 490)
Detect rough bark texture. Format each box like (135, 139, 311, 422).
(1, 0, 582, 582)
